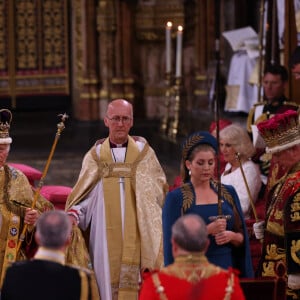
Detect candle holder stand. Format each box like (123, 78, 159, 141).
(160, 72, 173, 135)
(167, 76, 182, 142)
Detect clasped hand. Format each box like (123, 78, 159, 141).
(24, 208, 39, 225)
(209, 218, 230, 245)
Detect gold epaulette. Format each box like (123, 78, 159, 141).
(247, 101, 268, 133)
(282, 100, 300, 108)
(253, 101, 268, 107)
(247, 107, 255, 133)
(69, 265, 100, 300)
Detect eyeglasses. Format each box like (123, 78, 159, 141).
(106, 115, 132, 124)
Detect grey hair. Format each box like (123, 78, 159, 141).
(36, 210, 72, 249)
(220, 124, 256, 160)
(172, 214, 208, 252)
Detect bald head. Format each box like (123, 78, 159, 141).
(106, 99, 133, 117)
(172, 214, 208, 253)
(104, 99, 134, 144)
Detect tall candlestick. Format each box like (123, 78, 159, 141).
(165, 22, 172, 73)
(175, 25, 183, 77)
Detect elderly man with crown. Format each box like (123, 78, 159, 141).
(253, 110, 300, 299)
(0, 109, 53, 287)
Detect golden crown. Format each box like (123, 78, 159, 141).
(0, 109, 12, 139)
(257, 110, 300, 153)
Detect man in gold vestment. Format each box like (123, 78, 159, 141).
(66, 99, 168, 300)
(2, 210, 99, 300)
(0, 109, 53, 286)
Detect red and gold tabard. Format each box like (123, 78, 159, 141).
(139, 254, 245, 300)
(257, 161, 300, 299)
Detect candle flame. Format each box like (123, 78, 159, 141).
(166, 21, 172, 28)
(178, 25, 183, 32)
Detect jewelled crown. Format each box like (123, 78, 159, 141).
(0, 109, 12, 144)
(257, 110, 300, 154)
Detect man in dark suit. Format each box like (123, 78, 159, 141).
(1, 210, 99, 300)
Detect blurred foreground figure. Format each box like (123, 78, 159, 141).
(139, 214, 245, 300)
(2, 210, 99, 300)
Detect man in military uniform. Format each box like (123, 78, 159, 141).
(1, 210, 99, 300)
(253, 110, 300, 299)
(139, 214, 245, 300)
(247, 64, 299, 189)
(247, 64, 299, 133)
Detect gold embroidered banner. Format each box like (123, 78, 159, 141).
(0, 0, 69, 102)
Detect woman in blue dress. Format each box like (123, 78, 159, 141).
(162, 131, 253, 278)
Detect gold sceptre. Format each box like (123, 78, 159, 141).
(16, 113, 69, 253)
(235, 152, 258, 222)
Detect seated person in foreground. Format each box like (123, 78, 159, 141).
(139, 214, 245, 300)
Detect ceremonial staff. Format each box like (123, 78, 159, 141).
(235, 153, 259, 222)
(16, 113, 68, 253)
(213, 0, 222, 216)
(257, 0, 265, 103)
(208, 0, 230, 222)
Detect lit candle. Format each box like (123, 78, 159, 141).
(175, 25, 183, 77)
(165, 21, 172, 73)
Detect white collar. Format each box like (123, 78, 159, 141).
(34, 247, 65, 265)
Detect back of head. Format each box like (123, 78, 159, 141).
(220, 124, 255, 159)
(36, 210, 71, 249)
(172, 214, 207, 252)
(263, 64, 288, 82)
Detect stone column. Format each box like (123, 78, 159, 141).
(72, 0, 100, 121)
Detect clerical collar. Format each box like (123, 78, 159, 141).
(109, 140, 128, 148)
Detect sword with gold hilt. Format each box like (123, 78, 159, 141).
(209, 0, 231, 224)
(16, 113, 69, 253)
